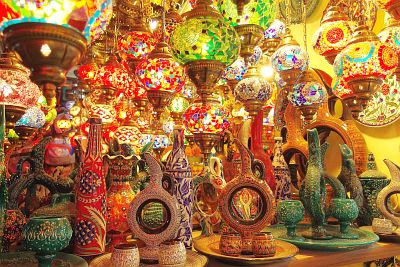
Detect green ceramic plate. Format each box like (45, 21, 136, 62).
(267, 224, 379, 251)
(0, 252, 88, 267)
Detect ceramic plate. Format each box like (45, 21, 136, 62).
(267, 224, 379, 251)
(356, 76, 400, 127)
(0, 252, 87, 267)
(193, 235, 298, 265)
(361, 226, 400, 243)
(89, 250, 208, 267)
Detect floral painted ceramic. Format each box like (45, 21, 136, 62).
(23, 216, 73, 267)
(219, 233, 242, 257)
(111, 244, 140, 267)
(252, 232, 276, 258)
(1, 209, 26, 252)
(159, 240, 187, 267)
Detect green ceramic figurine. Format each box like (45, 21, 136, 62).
(300, 129, 331, 240)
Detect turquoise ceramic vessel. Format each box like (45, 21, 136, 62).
(329, 198, 359, 239)
(23, 216, 73, 267)
(277, 200, 305, 241)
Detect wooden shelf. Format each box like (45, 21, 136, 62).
(205, 242, 400, 267)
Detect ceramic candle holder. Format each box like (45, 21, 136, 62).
(252, 232, 276, 258)
(111, 243, 140, 267)
(372, 218, 395, 235)
(158, 240, 187, 267)
(277, 200, 305, 241)
(219, 233, 242, 257)
(329, 198, 359, 239)
(23, 216, 73, 267)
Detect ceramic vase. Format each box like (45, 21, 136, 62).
(23, 216, 73, 267)
(359, 153, 389, 226)
(250, 110, 275, 191)
(158, 240, 186, 267)
(329, 198, 359, 239)
(74, 118, 107, 256)
(165, 128, 193, 248)
(272, 137, 291, 201)
(219, 233, 242, 257)
(111, 243, 140, 267)
(252, 232, 276, 258)
(1, 209, 26, 252)
(104, 154, 137, 246)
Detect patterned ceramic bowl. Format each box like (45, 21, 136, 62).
(158, 240, 186, 267)
(111, 243, 140, 267)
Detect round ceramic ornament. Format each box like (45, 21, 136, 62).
(218, 139, 276, 255)
(128, 153, 180, 262)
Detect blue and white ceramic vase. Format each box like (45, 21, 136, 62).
(272, 137, 291, 201)
(165, 127, 193, 248)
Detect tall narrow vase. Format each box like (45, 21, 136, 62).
(272, 137, 291, 201)
(251, 110, 275, 191)
(165, 127, 193, 248)
(74, 118, 106, 256)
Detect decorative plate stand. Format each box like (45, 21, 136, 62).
(128, 153, 180, 262)
(218, 140, 276, 254)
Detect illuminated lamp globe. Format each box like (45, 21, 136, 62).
(168, 95, 190, 125)
(271, 33, 309, 89)
(76, 58, 100, 86)
(288, 69, 327, 121)
(378, 18, 400, 81)
(118, 31, 157, 73)
(234, 66, 274, 119)
(88, 104, 117, 125)
(114, 125, 143, 153)
(183, 99, 229, 157)
(217, 0, 275, 63)
(125, 79, 148, 112)
(333, 25, 398, 117)
(263, 19, 286, 55)
(373, 0, 400, 21)
(169, 0, 240, 101)
(223, 57, 247, 89)
(312, 6, 356, 64)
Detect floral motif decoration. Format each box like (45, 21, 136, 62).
(313, 20, 355, 56)
(217, 0, 276, 29)
(264, 19, 286, 39)
(357, 75, 400, 126)
(378, 23, 400, 54)
(334, 41, 398, 81)
(289, 81, 327, 107)
(124, 80, 147, 99)
(331, 76, 353, 98)
(183, 102, 230, 133)
(235, 76, 273, 102)
(136, 57, 186, 92)
(118, 31, 157, 61)
(169, 16, 240, 66)
(271, 45, 309, 72)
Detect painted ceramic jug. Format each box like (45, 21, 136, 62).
(250, 111, 276, 191)
(377, 159, 400, 227)
(359, 153, 389, 226)
(165, 127, 193, 248)
(74, 118, 107, 256)
(272, 137, 291, 201)
(104, 154, 137, 246)
(24, 216, 73, 267)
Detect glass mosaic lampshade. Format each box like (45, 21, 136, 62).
(168, 95, 190, 125)
(114, 125, 143, 153)
(288, 69, 327, 121)
(374, 0, 400, 21)
(333, 25, 398, 116)
(0, 0, 112, 43)
(77, 58, 99, 86)
(313, 6, 356, 64)
(262, 19, 286, 55)
(378, 18, 400, 81)
(15, 106, 46, 129)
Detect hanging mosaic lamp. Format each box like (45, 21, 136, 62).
(288, 69, 328, 121)
(378, 17, 400, 81)
(217, 0, 276, 64)
(153, 2, 183, 42)
(0, 51, 42, 132)
(169, 0, 240, 103)
(234, 64, 274, 119)
(168, 95, 190, 127)
(183, 98, 230, 157)
(333, 25, 398, 117)
(76, 48, 100, 87)
(271, 32, 309, 89)
(313, 6, 356, 64)
(374, 0, 400, 21)
(262, 19, 286, 55)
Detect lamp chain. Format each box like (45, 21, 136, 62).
(303, 0, 307, 54)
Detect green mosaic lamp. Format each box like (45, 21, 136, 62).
(169, 0, 241, 103)
(217, 0, 276, 64)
